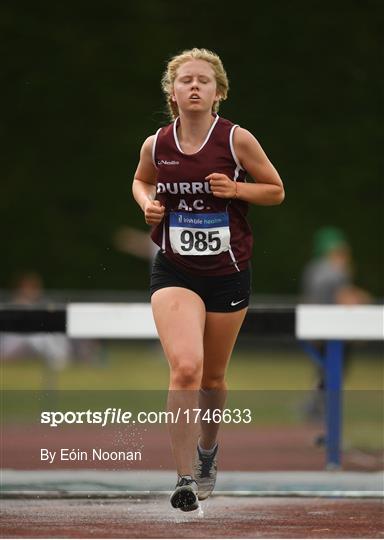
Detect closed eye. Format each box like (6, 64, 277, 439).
(178, 76, 211, 84)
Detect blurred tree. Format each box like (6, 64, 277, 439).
(1, 0, 382, 295)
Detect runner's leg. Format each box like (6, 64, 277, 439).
(199, 308, 248, 449)
(151, 287, 206, 476)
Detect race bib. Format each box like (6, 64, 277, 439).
(169, 212, 230, 256)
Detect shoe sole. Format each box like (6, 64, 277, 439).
(170, 487, 199, 512)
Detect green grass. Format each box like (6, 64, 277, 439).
(1, 343, 383, 391)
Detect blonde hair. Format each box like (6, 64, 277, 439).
(161, 48, 229, 120)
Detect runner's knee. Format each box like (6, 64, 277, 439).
(201, 375, 227, 391)
(169, 355, 203, 388)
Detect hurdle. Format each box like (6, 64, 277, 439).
(1, 303, 383, 469)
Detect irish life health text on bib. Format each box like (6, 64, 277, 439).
(169, 212, 230, 256)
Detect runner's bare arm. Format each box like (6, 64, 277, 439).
(233, 128, 284, 205)
(206, 128, 285, 206)
(132, 136, 165, 225)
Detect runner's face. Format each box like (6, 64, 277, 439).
(172, 59, 220, 114)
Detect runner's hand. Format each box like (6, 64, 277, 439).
(206, 173, 237, 199)
(144, 200, 165, 225)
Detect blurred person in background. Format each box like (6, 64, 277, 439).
(302, 227, 371, 306)
(8, 272, 46, 305)
(0, 272, 70, 371)
(301, 227, 372, 425)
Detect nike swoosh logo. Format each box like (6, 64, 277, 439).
(231, 299, 246, 306)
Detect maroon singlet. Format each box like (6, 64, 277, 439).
(151, 114, 253, 276)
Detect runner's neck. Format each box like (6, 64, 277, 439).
(176, 113, 216, 154)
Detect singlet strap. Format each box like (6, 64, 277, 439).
(229, 125, 244, 178)
(152, 128, 162, 168)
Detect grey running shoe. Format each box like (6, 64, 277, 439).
(170, 475, 199, 512)
(193, 443, 218, 500)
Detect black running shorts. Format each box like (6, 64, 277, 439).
(150, 250, 251, 313)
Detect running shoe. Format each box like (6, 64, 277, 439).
(193, 443, 218, 500)
(170, 475, 199, 512)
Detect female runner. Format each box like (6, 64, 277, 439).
(132, 48, 284, 511)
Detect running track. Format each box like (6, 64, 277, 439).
(1, 496, 383, 538)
